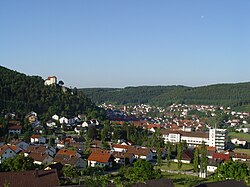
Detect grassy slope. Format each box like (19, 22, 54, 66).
(229, 132, 250, 142)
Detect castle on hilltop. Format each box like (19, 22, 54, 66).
(44, 76, 57, 86)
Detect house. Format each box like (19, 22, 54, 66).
(33, 125, 45, 134)
(31, 121, 41, 129)
(112, 151, 135, 165)
(52, 114, 59, 121)
(212, 152, 230, 161)
(112, 144, 129, 152)
(46, 121, 57, 128)
(88, 150, 114, 168)
(82, 119, 100, 127)
(25, 145, 56, 158)
(231, 138, 247, 146)
(53, 149, 86, 169)
(231, 152, 250, 162)
(173, 149, 194, 164)
(127, 146, 154, 161)
(0, 144, 22, 163)
(59, 117, 69, 124)
(8, 124, 22, 135)
(30, 134, 46, 144)
(206, 159, 223, 173)
(0, 169, 60, 187)
(25, 151, 53, 165)
(26, 111, 38, 123)
(23, 145, 55, 165)
(9, 140, 29, 150)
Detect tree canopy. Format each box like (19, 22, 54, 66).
(214, 160, 250, 182)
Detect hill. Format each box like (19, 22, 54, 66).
(80, 83, 250, 111)
(0, 66, 106, 120)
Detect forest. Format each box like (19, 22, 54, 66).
(81, 82, 250, 111)
(0, 66, 106, 120)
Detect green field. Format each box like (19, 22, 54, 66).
(156, 161, 194, 171)
(229, 132, 250, 142)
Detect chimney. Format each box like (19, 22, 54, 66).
(35, 168, 39, 178)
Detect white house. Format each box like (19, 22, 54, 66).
(112, 144, 129, 153)
(46, 121, 57, 128)
(82, 120, 100, 128)
(127, 146, 154, 161)
(30, 134, 46, 144)
(52, 114, 59, 121)
(59, 117, 69, 124)
(88, 151, 114, 168)
(236, 128, 250, 133)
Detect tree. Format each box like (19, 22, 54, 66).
(87, 126, 98, 140)
(58, 80, 64, 87)
(1, 154, 35, 171)
(156, 146, 162, 168)
(166, 142, 172, 168)
(214, 161, 250, 182)
(62, 165, 79, 179)
(177, 142, 183, 171)
(124, 159, 161, 183)
(200, 141, 208, 176)
(193, 148, 199, 173)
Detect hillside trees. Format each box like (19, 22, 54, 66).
(0, 66, 106, 120)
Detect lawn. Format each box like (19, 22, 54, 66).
(162, 172, 215, 187)
(229, 132, 250, 142)
(156, 160, 194, 172)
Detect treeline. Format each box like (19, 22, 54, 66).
(0, 66, 106, 120)
(80, 82, 250, 111)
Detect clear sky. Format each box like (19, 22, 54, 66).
(1, 0, 250, 88)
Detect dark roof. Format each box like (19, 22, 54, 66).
(194, 180, 247, 187)
(133, 178, 174, 187)
(0, 169, 60, 187)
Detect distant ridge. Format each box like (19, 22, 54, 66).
(80, 82, 250, 111)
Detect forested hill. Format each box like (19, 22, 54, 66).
(80, 83, 250, 111)
(0, 66, 106, 120)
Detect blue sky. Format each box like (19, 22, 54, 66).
(1, 0, 250, 88)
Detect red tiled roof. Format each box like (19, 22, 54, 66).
(8, 124, 22, 130)
(28, 152, 49, 162)
(212, 153, 230, 161)
(88, 151, 112, 163)
(31, 134, 41, 139)
(0, 144, 20, 155)
(113, 144, 129, 150)
(57, 149, 78, 156)
(127, 146, 151, 157)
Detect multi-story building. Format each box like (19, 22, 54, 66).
(161, 130, 209, 146)
(161, 128, 227, 151)
(208, 128, 227, 151)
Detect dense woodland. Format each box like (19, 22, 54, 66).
(81, 82, 250, 111)
(0, 66, 106, 120)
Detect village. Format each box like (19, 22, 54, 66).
(0, 101, 250, 186)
